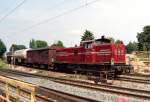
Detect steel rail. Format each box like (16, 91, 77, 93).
(117, 75, 150, 84)
(0, 73, 99, 102)
(0, 69, 150, 100)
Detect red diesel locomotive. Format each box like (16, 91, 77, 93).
(55, 36, 132, 77)
(7, 36, 133, 79)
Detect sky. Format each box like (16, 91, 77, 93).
(0, 0, 150, 50)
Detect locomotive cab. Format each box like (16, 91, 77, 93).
(95, 37, 111, 44)
(80, 36, 111, 48)
(80, 40, 94, 49)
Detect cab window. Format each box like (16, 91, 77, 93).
(84, 43, 92, 49)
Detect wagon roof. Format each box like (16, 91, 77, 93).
(27, 46, 60, 51)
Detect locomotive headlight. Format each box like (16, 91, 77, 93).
(111, 58, 114, 65)
(51, 58, 54, 62)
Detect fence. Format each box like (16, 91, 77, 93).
(0, 75, 52, 102)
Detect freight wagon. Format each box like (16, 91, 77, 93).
(27, 47, 56, 69)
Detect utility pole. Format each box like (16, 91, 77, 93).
(11, 45, 15, 69)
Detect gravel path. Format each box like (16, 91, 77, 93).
(4, 74, 149, 102)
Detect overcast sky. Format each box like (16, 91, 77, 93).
(0, 0, 150, 49)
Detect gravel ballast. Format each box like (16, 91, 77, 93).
(4, 74, 149, 102)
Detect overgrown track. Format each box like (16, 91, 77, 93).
(0, 69, 150, 100)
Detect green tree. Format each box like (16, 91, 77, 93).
(29, 39, 36, 48)
(9, 44, 26, 51)
(35, 40, 48, 48)
(81, 30, 94, 41)
(0, 39, 6, 58)
(126, 41, 138, 53)
(137, 25, 150, 51)
(137, 43, 143, 51)
(115, 39, 123, 44)
(51, 40, 65, 48)
(56, 40, 64, 47)
(107, 37, 115, 43)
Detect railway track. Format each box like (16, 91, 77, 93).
(0, 69, 150, 101)
(37, 86, 99, 102)
(118, 74, 150, 84)
(128, 73, 150, 77)
(0, 73, 98, 102)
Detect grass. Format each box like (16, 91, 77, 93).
(0, 59, 8, 69)
(139, 58, 150, 61)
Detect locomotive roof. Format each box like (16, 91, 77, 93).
(95, 38, 111, 43)
(81, 36, 111, 44)
(80, 40, 94, 44)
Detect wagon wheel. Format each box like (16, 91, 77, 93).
(53, 65, 58, 71)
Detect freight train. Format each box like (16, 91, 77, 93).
(6, 36, 133, 80)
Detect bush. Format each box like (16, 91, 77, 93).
(143, 69, 150, 73)
(0, 59, 8, 69)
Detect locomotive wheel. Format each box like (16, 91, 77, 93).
(130, 68, 134, 73)
(122, 69, 126, 74)
(125, 68, 130, 73)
